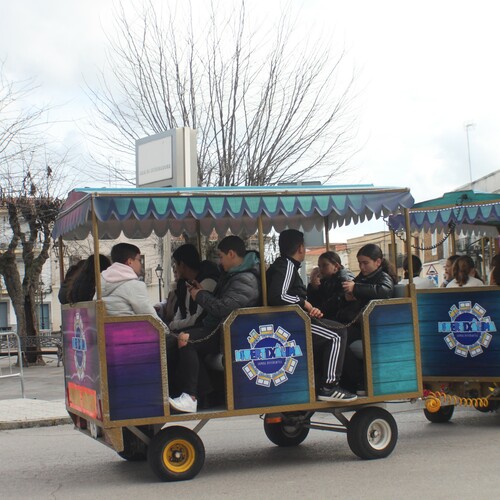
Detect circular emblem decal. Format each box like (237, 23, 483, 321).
(439, 301, 496, 357)
(234, 324, 303, 387)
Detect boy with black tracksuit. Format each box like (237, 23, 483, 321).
(267, 229, 356, 402)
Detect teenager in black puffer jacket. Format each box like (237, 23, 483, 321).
(337, 244, 396, 333)
(338, 244, 397, 391)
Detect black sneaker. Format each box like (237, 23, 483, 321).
(318, 384, 357, 402)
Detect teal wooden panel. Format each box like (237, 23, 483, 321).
(368, 302, 419, 397)
(372, 359, 418, 381)
(371, 341, 416, 362)
(370, 323, 417, 345)
(373, 379, 419, 395)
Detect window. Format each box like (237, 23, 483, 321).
(38, 304, 50, 332)
(431, 230, 437, 256)
(0, 302, 8, 329)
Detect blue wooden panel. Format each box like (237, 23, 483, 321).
(373, 379, 419, 395)
(230, 311, 311, 410)
(107, 363, 162, 387)
(109, 383, 164, 420)
(105, 321, 164, 421)
(371, 341, 416, 362)
(417, 290, 500, 377)
(368, 302, 419, 396)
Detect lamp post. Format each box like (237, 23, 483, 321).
(155, 264, 164, 302)
(40, 279, 45, 330)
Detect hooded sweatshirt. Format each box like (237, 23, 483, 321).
(101, 262, 158, 317)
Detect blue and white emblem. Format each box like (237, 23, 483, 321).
(234, 324, 303, 387)
(438, 301, 496, 357)
(72, 312, 87, 380)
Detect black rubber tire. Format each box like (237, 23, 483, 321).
(263, 415, 310, 447)
(474, 400, 499, 413)
(147, 426, 205, 482)
(117, 427, 148, 461)
(347, 407, 398, 460)
(423, 405, 455, 423)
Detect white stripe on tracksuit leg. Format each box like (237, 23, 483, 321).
(311, 324, 341, 385)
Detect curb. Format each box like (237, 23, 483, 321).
(0, 416, 72, 431)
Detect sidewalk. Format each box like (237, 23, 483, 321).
(0, 355, 71, 430)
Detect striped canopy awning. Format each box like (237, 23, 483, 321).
(388, 190, 500, 232)
(53, 185, 414, 240)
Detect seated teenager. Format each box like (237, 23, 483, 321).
(446, 255, 484, 287)
(338, 243, 396, 392)
(306, 266, 322, 309)
(398, 254, 436, 289)
(339, 243, 396, 334)
(101, 243, 159, 318)
(169, 235, 261, 413)
(441, 255, 459, 287)
(315, 251, 354, 320)
(70, 254, 111, 303)
(169, 244, 220, 331)
(267, 229, 356, 402)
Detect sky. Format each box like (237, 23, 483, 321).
(1, 0, 499, 241)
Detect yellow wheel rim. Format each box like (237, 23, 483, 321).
(162, 439, 196, 474)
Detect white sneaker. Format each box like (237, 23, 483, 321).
(169, 393, 197, 413)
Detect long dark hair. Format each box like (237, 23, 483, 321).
(491, 254, 500, 285)
(319, 251, 342, 267)
(357, 244, 397, 283)
(453, 256, 474, 286)
(69, 254, 111, 302)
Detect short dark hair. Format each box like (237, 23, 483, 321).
(172, 244, 201, 271)
(279, 229, 304, 257)
(111, 243, 140, 264)
(403, 254, 423, 276)
(218, 235, 246, 257)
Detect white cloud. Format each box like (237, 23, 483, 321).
(1, 0, 499, 234)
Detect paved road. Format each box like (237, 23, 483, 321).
(1, 406, 499, 499)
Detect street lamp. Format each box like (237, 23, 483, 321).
(155, 264, 164, 302)
(39, 279, 51, 331)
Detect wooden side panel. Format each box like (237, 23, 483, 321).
(105, 320, 165, 421)
(368, 302, 419, 396)
(417, 289, 500, 378)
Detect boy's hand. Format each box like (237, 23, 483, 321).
(187, 280, 202, 299)
(178, 332, 190, 348)
(304, 300, 323, 318)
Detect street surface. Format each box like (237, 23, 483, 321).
(1, 405, 499, 499)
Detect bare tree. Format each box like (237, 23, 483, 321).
(86, 0, 358, 187)
(0, 65, 69, 364)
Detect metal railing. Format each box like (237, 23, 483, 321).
(0, 331, 25, 398)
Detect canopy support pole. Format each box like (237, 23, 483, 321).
(390, 230, 397, 275)
(257, 216, 268, 306)
(324, 216, 330, 251)
(403, 208, 414, 286)
(450, 230, 456, 256)
(481, 237, 487, 281)
(196, 221, 202, 259)
(91, 196, 102, 300)
(58, 237, 65, 284)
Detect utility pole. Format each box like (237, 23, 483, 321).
(465, 122, 475, 185)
